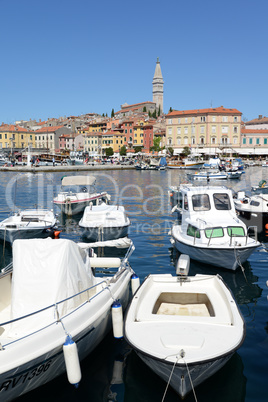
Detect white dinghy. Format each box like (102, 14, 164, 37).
(0, 209, 58, 244)
(53, 175, 110, 215)
(79, 204, 131, 242)
(0, 238, 135, 400)
(170, 185, 260, 270)
(124, 256, 245, 399)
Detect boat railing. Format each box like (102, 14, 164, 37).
(192, 226, 257, 247)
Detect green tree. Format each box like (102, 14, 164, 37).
(181, 146, 191, 157)
(111, 108, 115, 118)
(169, 107, 173, 113)
(134, 146, 143, 153)
(167, 147, 174, 156)
(158, 105, 161, 116)
(143, 106, 147, 112)
(120, 145, 127, 156)
(150, 136, 161, 152)
(105, 147, 114, 157)
(152, 110, 157, 119)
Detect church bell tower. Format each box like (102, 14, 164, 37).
(152, 57, 164, 114)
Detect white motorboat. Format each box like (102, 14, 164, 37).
(167, 157, 204, 170)
(53, 175, 110, 215)
(0, 238, 135, 400)
(226, 170, 243, 179)
(170, 185, 260, 270)
(187, 169, 227, 181)
(234, 191, 268, 231)
(0, 209, 58, 244)
(124, 266, 245, 398)
(79, 204, 131, 242)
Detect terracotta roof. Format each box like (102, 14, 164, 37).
(0, 124, 29, 132)
(241, 128, 268, 134)
(246, 116, 268, 124)
(166, 106, 242, 117)
(35, 125, 65, 133)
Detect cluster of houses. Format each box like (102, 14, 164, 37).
(0, 104, 267, 160)
(1, 58, 267, 160)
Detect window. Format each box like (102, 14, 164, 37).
(184, 194, 188, 210)
(168, 119, 172, 124)
(227, 227, 245, 237)
(213, 193, 231, 210)
(192, 117, 195, 123)
(201, 116, 206, 122)
(168, 138, 172, 145)
(200, 137, 205, 145)
(185, 118, 188, 123)
(191, 137, 195, 144)
(168, 128, 172, 135)
(205, 227, 224, 238)
(211, 137, 216, 144)
(222, 126, 228, 134)
(0, 134, 1, 139)
(222, 116, 228, 122)
(177, 127, 181, 134)
(256, 138, 260, 145)
(177, 137, 181, 145)
(233, 126, 238, 133)
(243, 138, 246, 144)
(184, 127, 188, 134)
(233, 137, 238, 144)
(184, 137, 188, 145)
(234, 116, 238, 122)
(187, 224, 200, 238)
(200, 126, 204, 134)
(192, 194, 210, 211)
(212, 125, 216, 133)
(265, 138, 267, 145)
(191, 126, 195, 134)
(212, 116, 216, 122)
(249, 138, 253, 144)
(178, 118, 181, 124)
(250, 200, 260, 207)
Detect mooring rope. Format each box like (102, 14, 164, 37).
(234, 244, 247, 282)
(161, 350, 198, 402)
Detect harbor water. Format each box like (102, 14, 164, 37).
(0, 167, 267, 402)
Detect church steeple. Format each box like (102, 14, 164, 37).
(152, 58, 164, 114)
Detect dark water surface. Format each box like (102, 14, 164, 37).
(0, 167, 267, 401)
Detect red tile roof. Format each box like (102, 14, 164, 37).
(35, 125, 65, 133)
(241, 128, 268, 134)
(166, 106, 242, 117)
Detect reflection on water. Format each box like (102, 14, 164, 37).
(0, 168, 267, 401)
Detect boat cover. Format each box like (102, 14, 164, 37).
(61, 175, 96, 186)
(9, 238, 95, 336)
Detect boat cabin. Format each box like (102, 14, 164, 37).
(176, 185, 252, 245)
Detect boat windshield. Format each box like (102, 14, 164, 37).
(187, 224, 200, 238)
(227, 226, 245, 237)
(205, 227, 224, 238)
(213, 193, 231, 210)
(192, 194, 210, 211)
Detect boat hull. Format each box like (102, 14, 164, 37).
(81, 225, 129, 242)
(54, 193, 108, 215)
(0, 227, 56, 244)
(172, 236, 257, 270)
(0, 270, 131, 401)
(137, 350, 232, 398)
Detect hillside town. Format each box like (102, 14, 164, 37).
(1, 59, 268, 164)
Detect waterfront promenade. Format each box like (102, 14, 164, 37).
(0, 164, 136, 173)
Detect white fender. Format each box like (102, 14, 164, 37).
(63, 335, 81, 387)
(131, 273, 140, 294)
(112, 300, 123, 338)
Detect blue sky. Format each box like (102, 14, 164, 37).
(0, 0, 267, 123)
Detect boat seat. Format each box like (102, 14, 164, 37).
(21, 216, 40, 222)
(156, 302, 211, 317)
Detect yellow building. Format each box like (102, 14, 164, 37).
(101, 131, 125, 154)
(133, 119, 145, 147)
(165, 106, 242, 153)
(84, 132, 102, 154)
(0, 124, 35, 151)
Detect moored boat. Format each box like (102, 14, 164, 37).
(170, 185, 260, 270)
(79, 204, 131, 242)
(124, 261, 245, 398)
(53, 175, 110, 215)
(0, 238, 135, 400)
(0, 209, 58, 244)
(234, 190, 268, 231)
(187, 169, 228, 181)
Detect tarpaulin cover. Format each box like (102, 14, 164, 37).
(9, 238, 94, 336)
